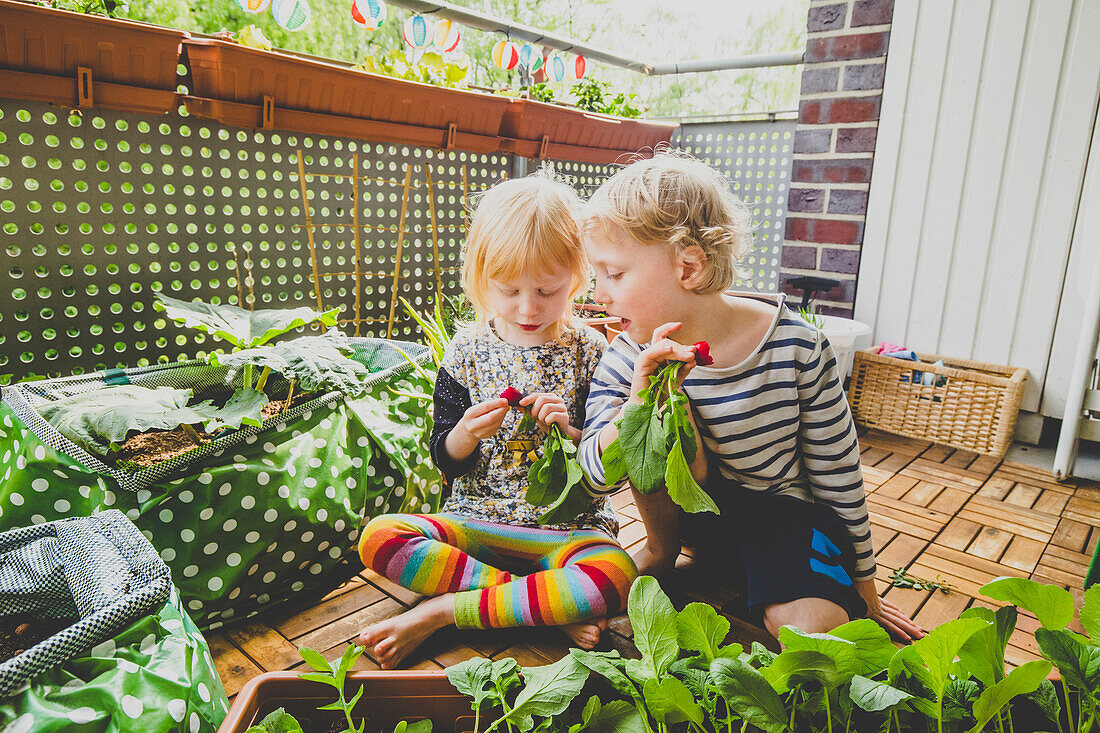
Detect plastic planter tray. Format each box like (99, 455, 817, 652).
(183, 37, 509, 147)
(0, 0, 187, 90)
(218, 671, 474, 733)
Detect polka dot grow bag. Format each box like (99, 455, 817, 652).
(0, 338, 438, 630)
(0, 509, 227, 733)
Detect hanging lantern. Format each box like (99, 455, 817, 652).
(492, 39, 519, 70)
(403, 15, 433, 49)
(517, 44, 543, 74)
(546, 54, 567, 82)
(567, 55, 587, 80)
(433, 18, 461, 52)
(233, 0, 271, 14)
(351, 0, 385, 30)
(271, 0, 311, 30)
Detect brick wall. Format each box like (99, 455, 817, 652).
(780, 0, 893, 316)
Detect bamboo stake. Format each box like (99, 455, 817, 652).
(352, 152, 362, 336)
(297, 149, 324, 312)
(424, 162, 444, 300)
(386, 165, 414, 338)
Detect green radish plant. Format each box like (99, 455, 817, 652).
(601, 343, 719, 514)
(247, 645, 436, 733)
(443, 576, 1100, 733)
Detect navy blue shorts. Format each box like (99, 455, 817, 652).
(681, 483, 867, 625)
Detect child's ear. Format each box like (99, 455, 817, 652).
(676, 245, 709, 289)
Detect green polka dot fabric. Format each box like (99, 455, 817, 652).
(0, 339, 441, 629)
(0, 511, 226, 732)
(0, 586, 227, 733)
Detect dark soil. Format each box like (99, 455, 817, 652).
(112, 426, 214, 469)
(0, 614, 70, 664)
(110, 389, 318, 470)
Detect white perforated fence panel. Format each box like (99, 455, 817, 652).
(1, 98, 794, 381)
(0, 100, 506, 379)
(674, 121, 794, 293)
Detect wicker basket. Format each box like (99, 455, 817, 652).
(847, 349, 1028, 457)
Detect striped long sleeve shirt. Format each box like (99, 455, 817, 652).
(578, 295, 876, 580)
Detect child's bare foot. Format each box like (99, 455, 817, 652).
(631, 543, 676, 579)
(562, 616, 607, 649)
(357, 594, 455, 669)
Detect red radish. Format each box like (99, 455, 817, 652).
(693, 341, 713, 366)
(500, 387, 524, 406)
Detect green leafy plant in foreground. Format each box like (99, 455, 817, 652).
(246, 645, 436, 733)
(441, 576, 1100, 733)
(601, 359, 719, 515)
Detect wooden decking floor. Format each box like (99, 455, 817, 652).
(210, 429, 1098, 699)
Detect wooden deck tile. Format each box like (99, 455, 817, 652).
(859, 429, 932, 455)
(273, 582, 388, 640)
(874, 533, 927, 576)
(1052, 517, 1095, 554)
(875, 473, 921, 499)
(209, 632, 264, 698)
(295, 597, 404, 652)
(999, 536, 1046, 574)
(866, 493, 951, 540)
(226, 621, 304, 672)
(617, 520, 647, 549)
(936, 516, 982, 551)
(927, 487, 970, 515)
(912, 589, 972, 630)
(965, 526, 1013, 563)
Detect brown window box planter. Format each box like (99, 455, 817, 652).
(501, 98, 676, 164)
(0, 0, 187, 90)
(182, 37, 510, 153)
(218, 671, 474, 733)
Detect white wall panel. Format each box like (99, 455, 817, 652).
(856, 0, 1100, 416)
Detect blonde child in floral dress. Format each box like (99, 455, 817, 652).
(356, 171, 637, 669)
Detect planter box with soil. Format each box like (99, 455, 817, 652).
(0, 0, 186, 114)
(0, 510, 227, 732)
(219, 671, 473, 733)
(0, 335, 436, 630)
(501, 98, 677, 164)
(182, 37, 510, 152)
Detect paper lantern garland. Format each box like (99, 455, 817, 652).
(492, 39, 519, 70)
(568, 55, 586, 80)
(433, 19, 461, 52)
(272, 0, 310, 30)
(351, 0, 385, 30)
(233, 0, 271, 14)
(545, 54, 567, 82)
(403, 15, 434, 49)
(517, 44, 544, 73)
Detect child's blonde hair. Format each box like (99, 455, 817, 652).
(461, 168, 587, 338)
(581, 151, 753, 293)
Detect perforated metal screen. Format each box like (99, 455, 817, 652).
(0, 99, 794, 381)
(673, 121, 795, 294)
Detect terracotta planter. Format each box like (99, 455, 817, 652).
(0, 0, 186, 90)
(218, 671, 474, 733)
(183, 38, 509, 152)
(502, 98, 676, 164)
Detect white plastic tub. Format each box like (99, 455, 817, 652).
(818, 315, 873, 378)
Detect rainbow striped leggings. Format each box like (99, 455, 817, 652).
(358, 513, 638, 630)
